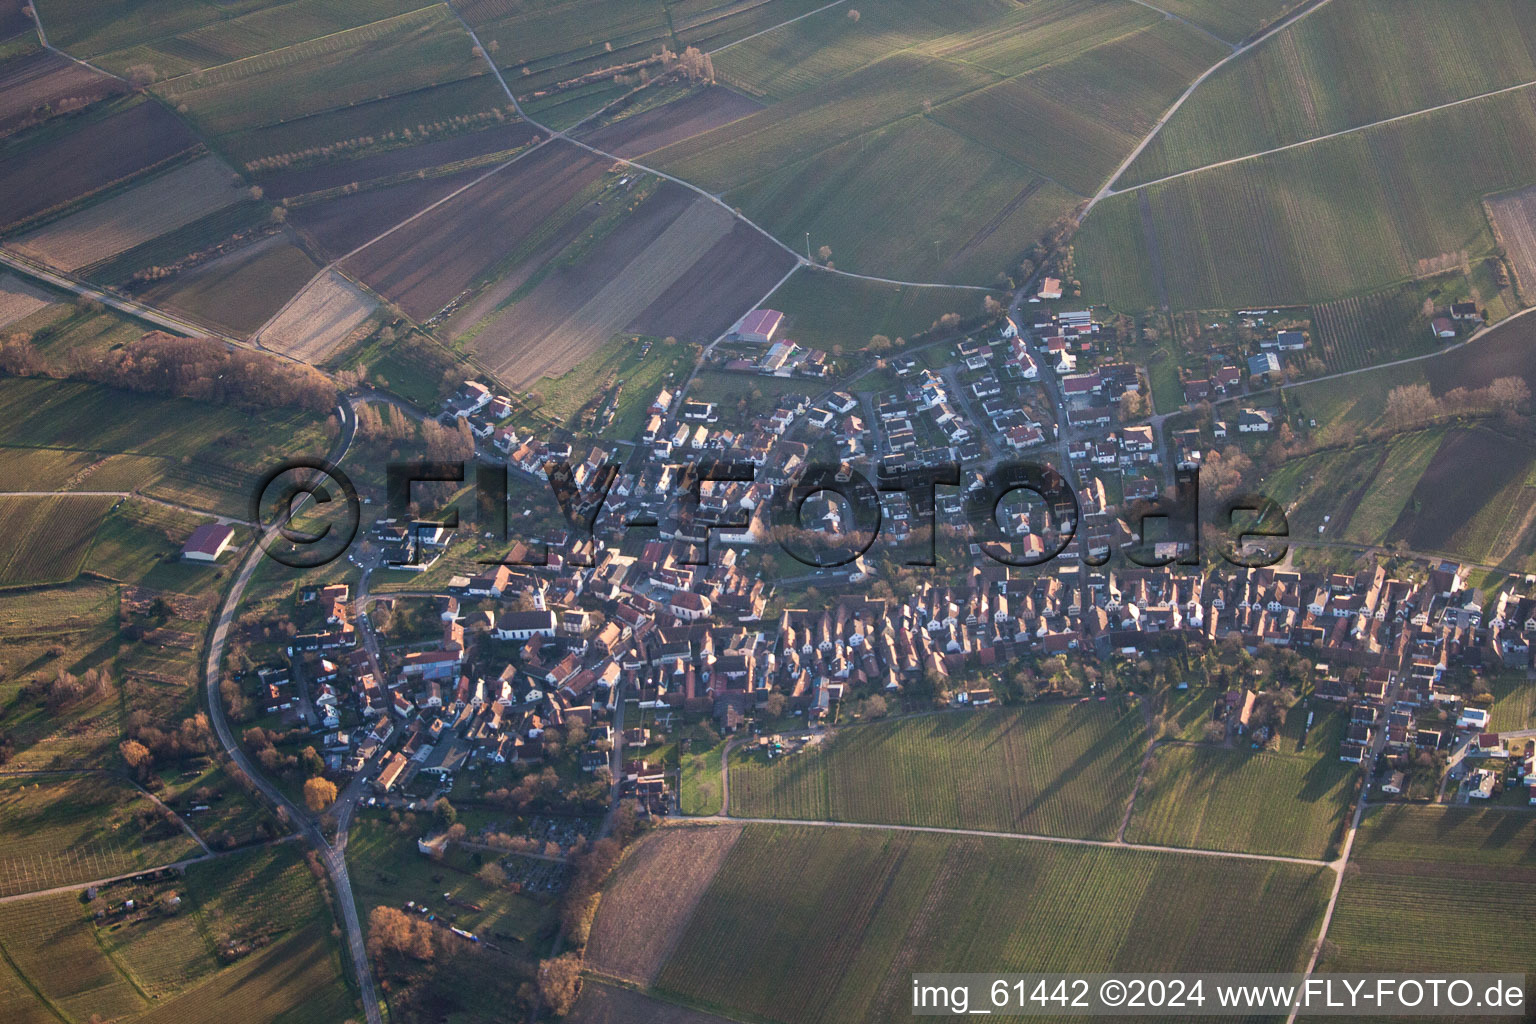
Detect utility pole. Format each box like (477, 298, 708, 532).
(805, 232, 810, 262)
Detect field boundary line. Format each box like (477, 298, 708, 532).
(1110, 77, 1536, 196)
(691, 814, 1333, 867)
(706, 0, 849, 56)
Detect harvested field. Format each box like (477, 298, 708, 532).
(142, 232, 321, 336)
(0, 100, 197, 229)
(258, 268, 378, 363)
(579, 85, 763, 157)
(0, 272, 54, 328)
(585, 824, 742, 986)
(255, 118, 540, 199)
(0, 50, 124, 138)
(1488, 185, 1536, 302)
(343, 140, 608, 319)
(11, 156, 244, 270)
(289, 165, 486, 260)
(570, 982, 740, 1024)
(625, 220, 796, 344)
(472, 186, 736, 384)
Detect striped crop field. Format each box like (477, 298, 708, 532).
(726, 701, 1146, 839)
(1325, 806, 1536, 979)
(654, 824, 1334, 1024)
(1126, 710, 1356, 859)
(1078, 85, 1536, 311)
(0, 493, 114, 586)
(1309, 287, 1437, 373)
(1124, 0, 1536, 185)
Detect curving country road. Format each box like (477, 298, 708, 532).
(201, 399, 384, 1024)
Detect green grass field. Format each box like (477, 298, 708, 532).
(1126, 710, 1355, 859)
(762, 267, 999, 351)
(655, 824, 1334, 1024)
(1487, 673, 1536, 732)
(346, 817, 555, 944)
(726, 702, 1146, 839)
(1125, 0, 1536, 184)
(1079, 84, 1536, 311)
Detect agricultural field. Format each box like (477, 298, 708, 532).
(0, 98, 197, 230)
(1289, 307, 1536, 437)
(728, 115, 1072, 285)
(342, 140, 610, 319)
(533, 333, 694, 440)
(763, 268, 1000, 352)
(10, 155, 246, 270)
(44, 0, 428, 76)
(571, 982, 739, 1024)
(577, 84, 763, 157)
(0, 376, 333, 518)
(725, 702, 1146, 839)
(1126, 710, 1356, 859)
(0, 271, 55, 327)
(1150, 0, 1307, 45)
(254, 116, 538, 199)
(1258, 429, 1446, 541)
(0, 48, 125, 138)
(151, 5, 492, 138)
(1487, 673, 1536, 732)
(1078, 85, 1536, 311)
(0, 774, 199, 897)
(288, 164, 489, 260)
(0, 891, 147, 1020)
(1322, 805, 1536, 981)
(1380, 428, 1536, 568)
(931, 18, 1225, 196)
(257, 268, 378, 363)
(1487, 184, 1536, 302)
(139, 231, 323, 336)
(471, 185, 794, 385)
(585, 823, 742, 985)
(653, 825, 1333, 1024)
(0, 493, 115, 586)
(76, 199, 271, 286)
(1124, 0, 1536, 185)
(650, 52, 999, 194)
(1308, 287, 1439, 374)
